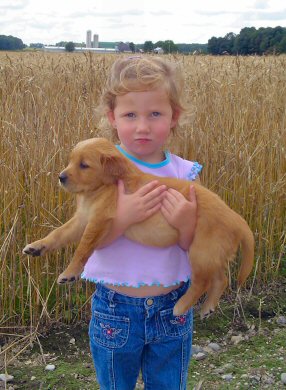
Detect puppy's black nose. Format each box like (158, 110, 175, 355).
(59, 173, 67, 184)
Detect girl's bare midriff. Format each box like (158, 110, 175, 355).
(105, 282, 184, 297)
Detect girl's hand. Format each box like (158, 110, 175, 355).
(161, 185, 197, 250)
(115, 179, 167, 232)
(98, 180, 166, 248)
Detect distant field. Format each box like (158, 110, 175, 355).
(0, 51, 285, 327)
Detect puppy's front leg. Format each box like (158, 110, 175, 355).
(57, 217, 113, 284)
(23, 216, 85, 257)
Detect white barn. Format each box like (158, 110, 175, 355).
(44, 46, 117, 53)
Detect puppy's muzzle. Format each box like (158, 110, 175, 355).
(59, 173, 68, 185)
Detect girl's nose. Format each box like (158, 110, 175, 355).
(136, 118, 150, 132)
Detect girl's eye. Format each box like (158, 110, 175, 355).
(152, 112, 161, 117)
(126, 113, 135, 118)
(80, 162, 89, 169)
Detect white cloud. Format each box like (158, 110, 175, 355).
(1, 0, 286, 45)
(0, 0, 29, 10)
(253, 0, 270, 9)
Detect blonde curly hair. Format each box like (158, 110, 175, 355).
(97, 56, 190, 142)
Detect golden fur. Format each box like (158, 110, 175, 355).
(23, 138, 254, 317)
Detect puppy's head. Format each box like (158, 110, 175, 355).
(59, 138, 129, 193)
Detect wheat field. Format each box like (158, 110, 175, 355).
(0, 52, 285, 330)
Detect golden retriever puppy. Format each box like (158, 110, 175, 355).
(23, 138, 254, 317)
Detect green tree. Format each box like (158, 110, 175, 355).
(154, 41, 164, 48)
(177, 43, 207, 54)
(277, 36, 286, 53)
(143, 41, 154, 52)
(65, 41, 75, 52)
(0, 35, 25, 50)
(56, 41, 68, 47)
(29, 43, 44, 49)
(209, 26, 286, 55)
(208, 37, 220, 55)
(161, 40, 178, 54)
(129, 42, 135, 52)
(57, 41, 85, 48)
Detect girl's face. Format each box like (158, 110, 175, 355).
(107, 88, 180, 163)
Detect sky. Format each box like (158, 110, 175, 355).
(1, 0, 286, 46)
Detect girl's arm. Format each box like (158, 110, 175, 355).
(99, 180, 167, 247)
(160, 181, 198, 251)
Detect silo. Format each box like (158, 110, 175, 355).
(93, 34, 99, 48)
(86, 30, 92, 48)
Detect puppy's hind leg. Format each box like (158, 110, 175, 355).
(173, 245, 217, 316)
(173, 277, 209, 316)
(200, 270, 228, 319)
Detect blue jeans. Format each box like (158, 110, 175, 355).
(89, 282, 193, 390)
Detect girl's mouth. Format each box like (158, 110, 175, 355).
(135, 138, 151, 143)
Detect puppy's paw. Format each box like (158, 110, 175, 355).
(173, 300, 189, 316)
(57, 265, 83, 285)
(200, 298, 217, 319)
(200, 308, 215, 320)
(23, 242, 47, 256)
(57, 274, 80, 284)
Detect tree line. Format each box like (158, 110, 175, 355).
(208, 26, 286, 55)
(138, 41, 207, 54)
(1, 26, 286, 54)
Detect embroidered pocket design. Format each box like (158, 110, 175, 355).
(89, 310, 130, 348)
(170, 315, 187, 326)
(160, 308, 193, 337)
(100, 323, 122, 339)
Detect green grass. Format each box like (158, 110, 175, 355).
(4, 287, 286, 389)
(187, 328, 285, 389)
(12, 361, 98, 390)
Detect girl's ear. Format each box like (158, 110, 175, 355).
(171, 109, 181, 128)
(107, 111, 117, 128)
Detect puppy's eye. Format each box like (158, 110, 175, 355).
(80, 162, 89, 169)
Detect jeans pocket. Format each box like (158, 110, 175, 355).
(160, 307, 193, 337)
(89, 310, 130, 349)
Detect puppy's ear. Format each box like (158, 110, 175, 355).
(100, 155, 127, 184)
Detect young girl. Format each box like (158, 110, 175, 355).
(82, 56, 202, 390)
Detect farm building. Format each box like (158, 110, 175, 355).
(43, 46, 117, 53)
(154, 47, 164, 54)
(75, 47, 116, 53)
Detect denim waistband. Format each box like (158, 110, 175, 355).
(94, 282, 189, 308)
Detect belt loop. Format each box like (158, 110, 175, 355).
(171, 290, 178, 301)
(108, 290, 116, 308)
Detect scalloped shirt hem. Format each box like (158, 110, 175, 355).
(81, 274, 190, 288)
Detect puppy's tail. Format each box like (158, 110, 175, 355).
(237, 222, 255, 286)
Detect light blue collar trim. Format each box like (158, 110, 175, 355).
(116, 145, 170, 168)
